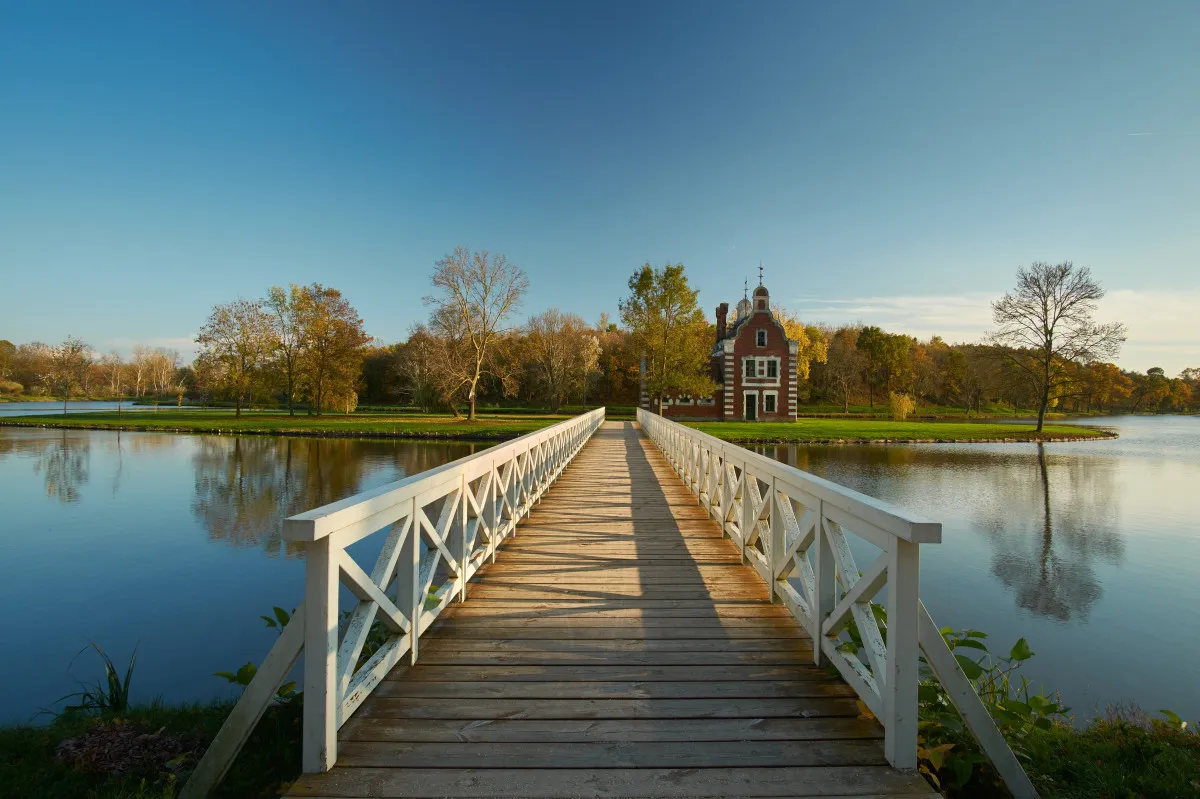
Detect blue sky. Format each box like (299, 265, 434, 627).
(2, 1, 1197, 372)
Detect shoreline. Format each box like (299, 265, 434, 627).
(0, 416, 1118, 445)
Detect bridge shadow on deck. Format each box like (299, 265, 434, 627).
(284, 421, 935, 798)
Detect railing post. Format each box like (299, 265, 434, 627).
(812, 502, 835, 665)
(399, 497, 420, 665)
(737, 461, 750, 563)
(302, 537, 338, 773)
(487, 460, 497, 564)
(884, 537, 920, 769)
(458, 472, 468, 602)
(769, 477, 784, 603)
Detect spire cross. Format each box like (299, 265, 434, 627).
(743, 278, 748, 299)
(758, 262, 763, 286)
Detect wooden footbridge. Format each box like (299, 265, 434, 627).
(183, 410, 1037, 799)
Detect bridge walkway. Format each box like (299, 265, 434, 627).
(284, 421, 936, 798)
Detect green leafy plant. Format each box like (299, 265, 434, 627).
(58, 642, 138, 715)
(915, 628, 1067, 793)
(214, 607, 298, 703)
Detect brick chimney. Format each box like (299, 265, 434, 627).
(715, 302, 728, 342)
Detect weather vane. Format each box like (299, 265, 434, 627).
(743, 278, 748, 300)
(758, 261, 763, 286)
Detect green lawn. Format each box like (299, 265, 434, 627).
(0, 410, 564, 441)
(688, 418, 1114, 443)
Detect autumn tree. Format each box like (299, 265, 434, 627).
(196, 299, 275, 416)
(425, 247, 529, 420)
(0, 339, 16, 381)
(266, 284, 306, 415)
(990, 262, 1126, 431)
(772, 306, 829, 383)
(825, 328, 863, 413)
(295, 284, 370, 415)
(619, 263, 714, 413)
(48, 336, 91, 413)
(524, 309, 600, 411)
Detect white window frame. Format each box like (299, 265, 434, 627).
(766, 359, 778, 379)
(744, 358, 756, 378)
(756, 329, 767, 347)
(743, 390, 759, 421)
(763, 391, 778, 414)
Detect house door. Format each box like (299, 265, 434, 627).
(744, 393, 757, 421)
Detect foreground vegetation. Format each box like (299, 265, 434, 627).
(0, 701, 299, 799)
(690, 418, 1114, 444)
(0, 410, 565, 441)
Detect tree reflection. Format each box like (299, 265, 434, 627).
(32, 431, 90, 503)
(759, 439, 1125, 623)
(986, 443, 1123, 621)
(190, 436, 478, 558)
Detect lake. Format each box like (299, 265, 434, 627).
(0, 415, 1196, 725)
(0, 401, 197, 416)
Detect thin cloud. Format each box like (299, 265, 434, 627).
(786, 290, 1200, 375)
(1126, 132, 1161, 136)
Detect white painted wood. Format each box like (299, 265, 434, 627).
(918, 602, 1040, 799)
(884, 538, 920, 770)
(179, 604, 306, 799)
(638, 408, 1034, 798)
(303, 538, 339, 773)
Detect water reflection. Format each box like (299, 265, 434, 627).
(33, 431, 90, 503)
(760, 440, 1125, 622)
(190, 436, 479, 557)
(986, 444, 1123, 621)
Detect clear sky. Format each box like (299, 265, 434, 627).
(2, 1, 1197, 373)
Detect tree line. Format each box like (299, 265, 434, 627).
(2, 255, 1196, 421)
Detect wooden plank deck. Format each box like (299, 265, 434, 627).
(284, 421, 936, 798)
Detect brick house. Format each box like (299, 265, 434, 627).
(640, 280, 798, 421)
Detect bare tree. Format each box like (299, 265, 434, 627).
(100, 352, 126, 413)
(425, 247, 529, 420)
(989, 262, 1126, 431)
(393, 325, 447, 412)
(196, 299, 275, 417)
(48, 336, 91, 414)
(131, 345, 155, 397)
(525, 309, 598, 411)
(149, 348, 180, 396)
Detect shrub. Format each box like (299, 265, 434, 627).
(889, 391, 915, 421)
(0, 380, 23, 395)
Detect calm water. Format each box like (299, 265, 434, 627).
(0, 401, 197, 416)
(1, 417, 1197, 725)
(756, 415, 1200, 723)
(0, 429, 479, 723)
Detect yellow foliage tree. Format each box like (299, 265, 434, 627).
(771, 305, 828, 381)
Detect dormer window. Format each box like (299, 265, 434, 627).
(756, 330, 766, 347)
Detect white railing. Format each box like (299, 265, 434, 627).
(180, 408, 605, 798)
(638, 408, 1037, 798)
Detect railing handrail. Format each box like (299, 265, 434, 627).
(284, 409, 606, 542)
(645, 414, 941, 544)
(637, 408, 1037, 799)
(181, 408, 606, 798)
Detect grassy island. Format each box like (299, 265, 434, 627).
(0, 410, 564, 441)
(689, 418, 1115, 444)
(0, 409, 1117, 444)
